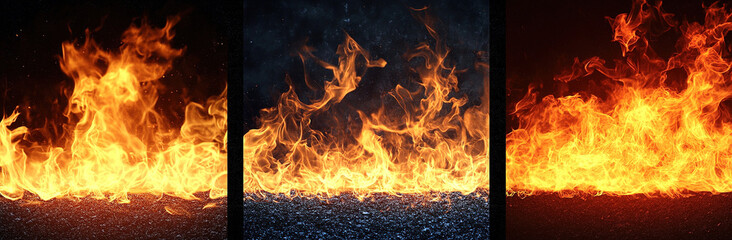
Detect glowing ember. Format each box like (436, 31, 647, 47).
(508, 0, 732, 197)
(0, 16, 227, 202)
(243, 10, 488, 198)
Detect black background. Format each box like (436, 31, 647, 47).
(243, 0, 489, 131)
(506, 0, 713, 130)
(1, 0, 227, 131)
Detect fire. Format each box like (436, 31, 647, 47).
(243, 11, 489, 198)
(507, 0, 732, 197)
(0, 16, 227, 202)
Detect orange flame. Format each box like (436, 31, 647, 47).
(507, 0, 732, 197)
(243, 12, 488, 198)
(0, 16, 227, 203)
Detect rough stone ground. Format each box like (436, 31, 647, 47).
(0, 193, 226, 239)
(508, 192, 732, 239)
(243, 191, 489, 239)
(0, 191, 489, 239)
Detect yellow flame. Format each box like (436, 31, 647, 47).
(507, 0, 732, 197)
(202, 202, 217, 209)
(243, 11, 489, 198)
(165, 205, 191, 217)
(0, 16, 227, 202)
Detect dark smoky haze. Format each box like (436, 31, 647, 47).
(0, 0, 227, 143)
(243, 0, 488, 133)
(506, 0, 713, 132)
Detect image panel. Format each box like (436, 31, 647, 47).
(243, 0, 489, 238)
(507, 0, 732, 238)
(0, 1, 228, 238)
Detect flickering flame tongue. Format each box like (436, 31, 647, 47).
(244, 11, 489, 198)
(508, 0, 732, 197)
(0, 17, 227, 202)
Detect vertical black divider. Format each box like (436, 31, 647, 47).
(489, 0, 507, 239)
(227, 0, 244, 239)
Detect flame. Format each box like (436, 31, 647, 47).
(507, 0, 732, 197)
(243, 11, 488, 198)
(0, 16, 227, 203)
(202, 202, 217, 209)
(164, 205, 192, 217)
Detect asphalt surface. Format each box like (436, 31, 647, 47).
(0, 193, 226, 239)
(508, 193, 732, 239)
(243, 191, 489, 239)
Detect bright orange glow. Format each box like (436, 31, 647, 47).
(507, 0, 732, 197)
(243, 11, 488, 198)
(0, 17, 227, 203)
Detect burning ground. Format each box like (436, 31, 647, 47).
(0, 3, 228, 239)
(242, 0, 488, 200)
(0, 18, 228, 237)
(507, 0, 732, 197)
(242, 1, 489, 238)
(506, 0, 732, 238)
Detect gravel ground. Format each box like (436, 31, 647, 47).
(0, 193, 226, 239)
(243, 191, 489, 239)
(508, 193, 732, 239)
